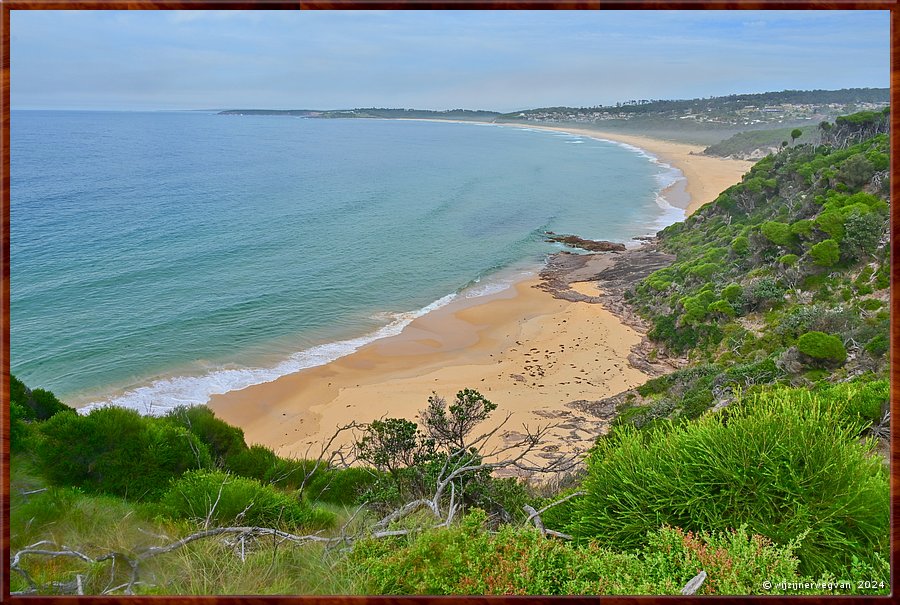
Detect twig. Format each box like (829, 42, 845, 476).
(524, 490, 585, 527)
(18, 488, 48, 496)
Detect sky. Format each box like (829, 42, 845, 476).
(10, 10, 891, 112)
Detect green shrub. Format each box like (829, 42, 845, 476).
(842, 211, 885, 260)
(789, 220, 814, 238)
(161, 470, 335, 530)
(689, 262, 718, 280)
(809, 239, 840, 267)
(571, 387, 888, 575)
(226, 444, 279, 481)
(864, 334, 888, 357)
(724, 356, 780, 385)
(164, 406, 248, 465)
(721, 284, 743, 303)
(10, 402, 31, 452)
(873, 264, 889, 290)
(814, 212, 845, 242)
(760, 221, 794, 247)
(305, 467, 380, 505)
(855, 283, 873, 296)
(796, 332, 847, 364)
(816, 381, 887, 428)
(37, 408, 211, 500)
(266, 457, 318, 490)
(731, 236, 749, 255)
(836, 154, 875, 189)
(10, 374, 73, 421)
(680, 290, 717, 324)
(707, 299, 735, 318)
(648, 316, 704, 353)
(744, 278, 784, 310)
(858, 298, 882, 311)
(778, 254, 799, 266)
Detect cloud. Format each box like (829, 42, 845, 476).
(10, 10, 890, 110)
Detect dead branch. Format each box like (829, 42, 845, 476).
(525, 490, 585, 527)
(523, 504, 546, 533)
(681, 570, 708, 595)
(18, 487, 49, 496)
(10, 526, 343, 595)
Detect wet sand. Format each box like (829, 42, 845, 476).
(209, 270, 647, 459)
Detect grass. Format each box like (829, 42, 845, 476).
(572, 386, 889, 576)
(10, 451, 370, 595)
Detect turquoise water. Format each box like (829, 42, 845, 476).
(10, 111, 683, 413)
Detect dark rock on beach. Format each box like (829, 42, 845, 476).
(544, 233, 627, 252)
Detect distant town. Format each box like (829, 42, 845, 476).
(498, 88, 889, 129)
(219, 88, 889, 136)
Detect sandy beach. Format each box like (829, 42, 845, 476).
(208, 125, 753, 460)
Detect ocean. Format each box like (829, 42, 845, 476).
(10, 110, 684, 414)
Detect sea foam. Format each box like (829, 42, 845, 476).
(79, 292, 459, 416)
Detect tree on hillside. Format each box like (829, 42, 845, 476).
(790, 128, 802, 145)
(352, 389, 575, 520)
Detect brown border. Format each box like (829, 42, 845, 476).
(0, 3, 896, 603)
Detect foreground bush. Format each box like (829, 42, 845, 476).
(349, 509, 847, 595)
(305, 467, 380, 505)
(10, 373, 73, 420)
(37, 408, 212, 500)
(796, 331, 847, 363)
(160, 470, 335, 530)
(571, 387, 888, 575)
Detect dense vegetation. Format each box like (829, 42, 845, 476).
(702, 126, 817, 159)
(9, 109, 890, 595)
(614, 110, 890, 433)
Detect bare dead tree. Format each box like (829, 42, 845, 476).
(367, 412, 579, 534)
(278, 422, 360, 497)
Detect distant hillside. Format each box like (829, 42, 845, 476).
(497, 88, 889, 130)
(704, 106, 891, 160)
(218, 89, 888, 147)
(703, 126, 817, 160)
(219, 109, 320, 116)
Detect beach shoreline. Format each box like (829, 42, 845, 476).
(201, 123, 753, 459)
(513, 124, 754, 216)
(207, 252, 659, 460)
(387, 117, 754, 217)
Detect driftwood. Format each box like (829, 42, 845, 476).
(10, 526, 343, 596)
(521, 490, 584, 540)
(681, 570, 708, 595)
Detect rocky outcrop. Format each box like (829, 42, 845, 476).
(544, 232, 626, 252)
(535, 240, 684, 378)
